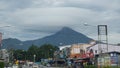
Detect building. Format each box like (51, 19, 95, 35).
(87, 43, 120, 66)
(70, 43, 92, 58)
(87, 44, 120, 55)
(59, 43, 93, 58)
(0, 49, 9, 62)
(59, 45, 71, 50)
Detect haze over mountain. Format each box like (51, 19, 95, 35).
(2, 27, 93, 50)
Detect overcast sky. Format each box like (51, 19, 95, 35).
(0, 0, 120, 44)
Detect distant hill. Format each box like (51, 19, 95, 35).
(2, 38, 23, 49)
(2, 27, 93, 50)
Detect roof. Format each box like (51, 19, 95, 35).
(59, 45, 71, 50)
(87, 43, 120, 54)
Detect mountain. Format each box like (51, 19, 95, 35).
(2, 27, 93, 50)
(2, 38, 23, 49)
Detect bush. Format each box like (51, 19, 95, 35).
(0, 62, 4, 68)
(84, 65, 96, 68)
(84, 65, 120, 68)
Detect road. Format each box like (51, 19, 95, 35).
(22, 64, 65, 68)
(4, 64, 65, 68)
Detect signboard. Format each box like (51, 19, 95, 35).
(98, 57, 111, 66)
(111, 56, 118, 66)
(73, 48, 80, 54)
(98, 56, 119, 67)
(98, 57, 104, 66)
(104, 57, 111, 66)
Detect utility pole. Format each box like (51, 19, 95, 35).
(33, 54, 36, 63)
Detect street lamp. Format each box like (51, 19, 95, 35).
(33, 54, 36, 63)
(49, 49, 53, 58)
(83, 23, 96, 27)
(0, 25, 11, 28)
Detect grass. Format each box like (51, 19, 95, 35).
(0, 62, 4, 68)
(84, 65, 120, 68)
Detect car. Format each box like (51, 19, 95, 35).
(32, 63, 39, 68)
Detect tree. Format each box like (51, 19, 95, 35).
(13, 49, 26, 60)
(12, 44, 59, 62)
(39, 44, 59, 59)
(27, 44, 39, 61)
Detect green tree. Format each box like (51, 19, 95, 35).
(13, 49, 26, 60)
(39, 44, 59, 59)
(27, 44, 39, 61)
(12, 44, 59, 62)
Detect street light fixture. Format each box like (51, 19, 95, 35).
(83, 23, 96, 27)
(83, 23, 89, 26)
(0, 25, 11, 28)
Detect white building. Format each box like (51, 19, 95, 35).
(0, 49, 9, 62)
(59, 45, 71, 50)
(87, 44, 120, 55)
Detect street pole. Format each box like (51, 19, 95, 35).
(33, 54, 36, 63)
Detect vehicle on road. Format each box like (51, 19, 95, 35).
(32, 63, 39, 68)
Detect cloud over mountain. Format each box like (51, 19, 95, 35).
(0, 0, 120, 44)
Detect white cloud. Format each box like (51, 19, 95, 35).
(0, 1, 9, 10)
(0, 0, 120, 44)
(109, 33, 120, 44)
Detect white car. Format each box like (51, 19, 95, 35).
(32, 63, 39, 68)
(12, 65, 18, 68)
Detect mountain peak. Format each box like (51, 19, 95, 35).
(56, 27, 76, 34)
(61, 27, 73, 31)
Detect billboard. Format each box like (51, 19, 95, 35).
(111, 56, 118, 66)
(104, 57, 111, 66)
(98, 57, 111, 66)
(98, 57, 105, 66)
(98, 56, 119, 66)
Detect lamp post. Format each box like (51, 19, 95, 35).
(0, 25, 11, 27)
(33, 54, 36, 63)
(49, 49, 53, 58)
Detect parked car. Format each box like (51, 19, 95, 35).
(32, 63, 39, 68)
